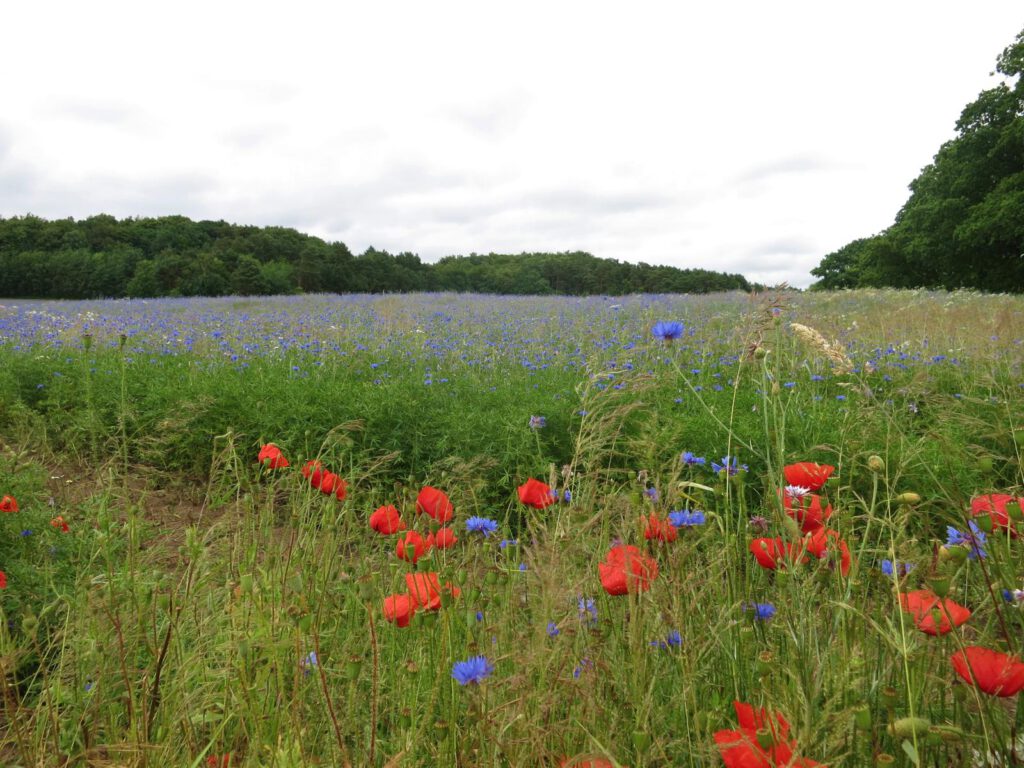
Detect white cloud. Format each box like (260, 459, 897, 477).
(1, 0, 1022, 287)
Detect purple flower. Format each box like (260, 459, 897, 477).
(744, 602, 776, 621)
(680, 451, 706, 467)
(651, 321, 684, 341)
(452, 656, 494, 685)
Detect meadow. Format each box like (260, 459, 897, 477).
(0, 289, 1023, 767)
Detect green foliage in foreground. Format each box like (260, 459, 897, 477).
(0, 289, 1022, 766)
(812, 26, 1024, 292)
(0, 213, 751, 299)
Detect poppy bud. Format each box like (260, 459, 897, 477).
(975, 513, 994, 533)
(240, 574, 254, 594)
(344, 656, 362, 680)
(771, 381, 780, 395)
(237, 639, 249, 660)
(929, 577, 950, 598)
(23, 613, 38, 636)
(875, 754, 896, 765)
(632, 731, 651, 752)
(780, 515, 803, 541)
(895, 492, 921, 506)
(947, 546, 968, 565)
(82, 333, 93, 351)
(853, 704, 871, 731)
(398, 708, 412, 729)
(880, 686, 899, 708)
(977, 456, 994, 473)
(888, 716, 930, 738)
(929, 724, 963, 743)
(755, 727, 775, 749)
(867, 455, 885, 473)
(757, 651, 773, 677)
(1009, 501, 1024, 522)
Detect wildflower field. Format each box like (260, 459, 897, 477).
(1, 289, 1023, 767)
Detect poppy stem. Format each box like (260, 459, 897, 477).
(368, 602, 379, 766)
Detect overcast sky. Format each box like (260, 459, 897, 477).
(2, 2, 1022, 287)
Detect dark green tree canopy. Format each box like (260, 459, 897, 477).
(0, 214, 752, 298)
(811, 27, 1024, 292)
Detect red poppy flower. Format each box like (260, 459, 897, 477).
(951, 646, 1024, 697)
(783, 462, 834, 491)
(431, 526, 457, 548)
(206, 755, 231, 768)
(416, 486, 453, 523)
(518, 478, 557, 509)
(302, 460, 326, 487)
(0, 571, 6, 589)
(714, 701, 824, 768)
(971, 494, 1021, 536)
(805, 528, 851, 576)
(0, 495, 18, 513)
(598, 544, 658, 596)
(382, 594, 416, 627)
(396, 530, 431, 563)
(782, 491, 833, 533)
(749, 538, 806, 570)
(404, 572, 461, 610)
(51, 516, 69, 533)
(899, 590, 971, 636)
(369, 505, 406, 535)
(318, 472, 342, 496)
(643, 514, 678, 543)
(257, 443, 289, 469)
(332, 476, 347, 501)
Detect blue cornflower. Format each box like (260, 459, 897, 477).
(452, 655, 494, 685)
(651, 629, 683, 650)
(744, 602, 776, 621)
(499, 539, 518, 549)
(475, 611, 484, 622)
(651, 321, 684, 341)
(466, 517, 499, 537)
(668, 509, 706, 528)
(577, 596, 598, 624)
(573, 658, 594, 679)
(546, 621, 560, 637)
(643, 487, 659, 501)
(880, 559, 914, 578)
(529, 415, 546, 429)
(946, 522, 987, 559)
(711, 456, 747, 476)
(680, 451, 706, 467)
(21, 529, 32, 537)
(301, 651, 318, 676)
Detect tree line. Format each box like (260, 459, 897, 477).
(811, 27, 1024, 292)
(0, 214, 751, 298)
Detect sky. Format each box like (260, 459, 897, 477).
(1, 2, 1022, 288)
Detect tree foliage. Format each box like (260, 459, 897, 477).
(0, 215, 751, 298)
(811, 27, 1024, 291)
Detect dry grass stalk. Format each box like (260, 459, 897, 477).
(789, 322, 855, 374)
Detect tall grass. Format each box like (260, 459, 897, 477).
(0, 289, 1022, 766)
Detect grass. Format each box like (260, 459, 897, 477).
(0, 288, 1022, 766)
